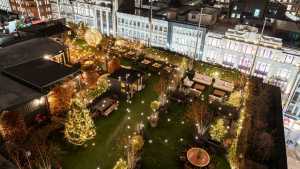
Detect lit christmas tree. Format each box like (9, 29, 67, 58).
(64, 99, 96, 145)
(209, 118, 227, 142)
(113, 158, 128, 169)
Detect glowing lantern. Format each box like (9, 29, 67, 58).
(130, 135, 144, 152)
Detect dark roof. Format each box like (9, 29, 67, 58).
(0, 38, 67, 111)
(0, 72, 43, 112)
(0, 38, 65, 67)
(110, 68, 144, 84)
(0, 154, 18, 169)
(19, 21, 70, 37)
(3, 59, 80, 92)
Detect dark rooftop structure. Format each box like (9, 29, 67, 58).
(2, 59, 80, 92)
(0, 38, 65, 67)
(19, 19, 70, 37)
(119, 0, 217, 27)
(110, 68, 144, 84)
(0, 38, 73, 111)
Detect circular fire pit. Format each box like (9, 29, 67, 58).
(186, 147, 210, 167)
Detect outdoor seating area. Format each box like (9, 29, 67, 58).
(91, 97, 119, 117)
(183, 72, 235, 102)
(136, 57, 177, 74)
(109, 67, 145, 98)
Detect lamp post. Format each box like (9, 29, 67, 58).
(249, 17, 267, 76)
(192, 8, 204, 68)
(148, 0, 157, 48)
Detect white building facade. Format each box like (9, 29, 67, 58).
(169, 22, 206, 60)
(116, 12, 206, 60)
(53, 0, 117, 36)
(116, 12, 169, 48)
(203, 25, 300, 119)
(72, 0, 95, 27)
(0, 0, 11, 12)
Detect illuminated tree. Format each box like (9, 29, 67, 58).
(209, 118, 228, 142)
(64, 99, 96, 146)
(186, 102, 212, 136)
(150, 100, 160, 112)
(113, 158, 128, 169)
(86, 77, 110, 101)
(84, 28, 103, 47)
(0, 111, 28, 143)
(48, 81, 76, 116)
(154, 77, 168, 105)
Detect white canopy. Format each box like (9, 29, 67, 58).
(213, 79, 234, 92)
(193, 72, 213, 86)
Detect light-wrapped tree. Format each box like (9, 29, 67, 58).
(209, 118, 228, 142)
(64, 99, 96, 145)
(86, 77, 110, 101)
(113, 158, 128, 169)
(186, 101, 212, 136)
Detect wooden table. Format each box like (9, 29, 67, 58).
(213, 89, 226, 97)
(193, 83, 206, 91)
(213, 79, 234, 92)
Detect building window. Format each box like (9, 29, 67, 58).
(285, 55, 294, 64)
(223, 54, 235, 67)
(292, 92, 300, 104)
(239, 57, 252, 70)
(231, 13, 236, 18)
(255, 62, 269, 76)
(254, 9, 261, 17)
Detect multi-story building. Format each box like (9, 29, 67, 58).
(53, 0, 119, 36)
(271, 0, 300, 20)
(116, 0, 213, 60)
(9, 0, 52, 20)
(72, 0, 95, 27)
(0, 0, 12, 12)
(203, 24, 300, 113)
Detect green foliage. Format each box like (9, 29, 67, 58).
(209, 118, 228, 142)
(113, 158, 128, 169)
(87, 78, 109, 100)
(150, 100, 160, 112)
(64, 99, 96, 146)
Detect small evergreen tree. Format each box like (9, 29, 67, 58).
(64, 99, 96, 145)
(209, 118, 227, 142)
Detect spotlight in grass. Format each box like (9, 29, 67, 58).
(167, 118, 171, 122)
(180, 138, 183, 142)
(164, 139, 168, 143)
(148, 139, 153, 144)
(181, 121, 185, 124)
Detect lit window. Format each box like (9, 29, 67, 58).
(285, 55, 294, 64)
(231, 13, 236, 18)
(254, 9, 261, 17)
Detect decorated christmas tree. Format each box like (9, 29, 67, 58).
(209, 118, 227, 142)
(113, 158, 128, 169)
(64, 99, 96, 145)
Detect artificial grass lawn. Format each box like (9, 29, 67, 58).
(60, 64, 231, 169)
(60, 75, 159, 169)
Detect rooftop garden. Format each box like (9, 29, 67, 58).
(0, 23, 286, 169)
